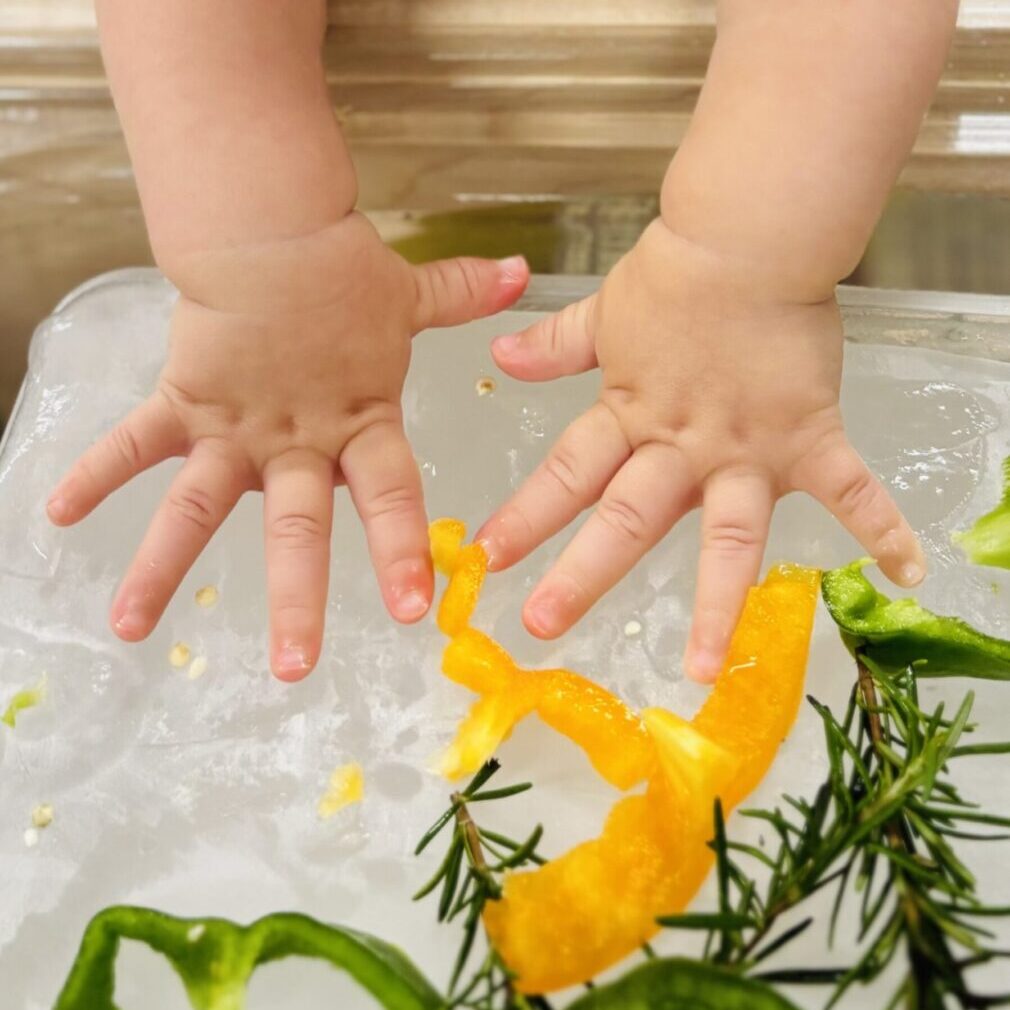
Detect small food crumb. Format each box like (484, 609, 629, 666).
(475, 376, 496, 396)
(187, 656, 208, 681)
(23, 828, 38, 848)
(623, 619, 643, 638)
(31, 804, 53, 829)
(187, 924, 206, 943)
(1, 674, 47, 729)
(169, 642, 191, 668)
(318, 762, 364, 820)
(195, 585, 219, 608)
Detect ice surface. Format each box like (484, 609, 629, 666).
(3, 270, 1010, 1007)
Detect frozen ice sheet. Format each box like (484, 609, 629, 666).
(3, 270, 1010, 1008)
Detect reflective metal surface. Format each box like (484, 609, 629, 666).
(1, 0, 1009, 420)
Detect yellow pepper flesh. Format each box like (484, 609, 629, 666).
(428, 519, 820, 992)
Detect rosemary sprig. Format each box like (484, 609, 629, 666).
(414, 760, 552, 1010)
(659, 653, 1010, 1009)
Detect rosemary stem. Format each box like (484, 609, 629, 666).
(453, 791, 502, 897)
(857, 658, 886, 751)
(857, 657, 905, 853)
(733, 659, 911, 971)
(453, 792, 490, 871)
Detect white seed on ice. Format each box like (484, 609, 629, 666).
(169, 642, 191, 668)
(31, 804, 53, 829)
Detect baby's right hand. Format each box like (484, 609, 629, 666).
(47, 212, 529, 680)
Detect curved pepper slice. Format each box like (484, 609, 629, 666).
(440, 632, 654, 787)
(54, 906, 441, 1010)
(431, 521, 655, 790)
(822, 560, 1010, 680)
(564, 956, 802, 1010)
(428, 519, 820, 992)
(954, 454, 1010, 569)
(693, 562, 822, 809)
(432, 519, 487, 637)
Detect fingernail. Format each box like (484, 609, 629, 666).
(525, 594, 560, 638)
(276, 645, 312, 680)
(113, 606, 148, 641)
(496, 255, 527, 283)
(900, 561, 926, 587)
(395, 589, 430, 623)
(476, 536, 499, 571)
(47, 496, 69, 523)
(686, 646, 723, 684)
(492, 333, 520, 357)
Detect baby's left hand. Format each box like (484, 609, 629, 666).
(477, 219, 924, 682)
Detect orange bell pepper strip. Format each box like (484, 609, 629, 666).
(428, 518, 820, 992)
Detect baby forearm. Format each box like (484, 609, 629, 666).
(96, 0, 356, 281)
(661, 0, 958, 302)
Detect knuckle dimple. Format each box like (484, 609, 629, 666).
(269, 512, 325, 549)
(545, 313, 565, 357)
(109, 423, 143, 470)
(363, 485, 418, 524)
(703, 520, 761, 555)
(454, 259, 481, 303)
(596, 495, 650, 544)
(412, 267, 434, 321)
(167, 487, 216, 531)
(834, 468, 880, 518)
(543, 448, 584, 498)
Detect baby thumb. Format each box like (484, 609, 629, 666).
(412, 255, 529, 331)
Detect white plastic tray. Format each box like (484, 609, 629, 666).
(3, 270, 1010, 1008)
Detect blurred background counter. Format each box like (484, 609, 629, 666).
(1, 0, 1010, 423)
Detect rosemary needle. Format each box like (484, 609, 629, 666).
(413, 641, 1010, 1008)
(414, 761, 551, 1009)
(659, 655, 1010, 1009)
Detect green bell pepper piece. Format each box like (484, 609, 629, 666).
(821, 561, 1010, 678)
(954, 455, 1010, 569)
(54, 906, 442, 1010)
(564, 958, 800, 1010)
